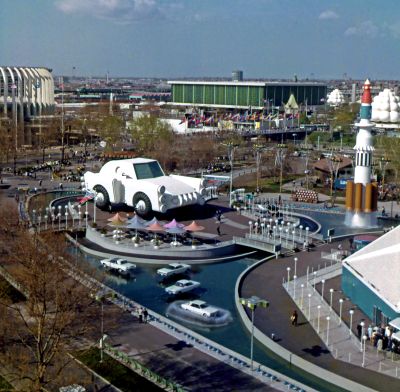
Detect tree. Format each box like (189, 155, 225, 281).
(129, 114, 173, 156)
(0, 205, 116, 391)
(97, 115, 125, 151)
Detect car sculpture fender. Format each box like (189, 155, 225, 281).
(83, 158, 206, 216)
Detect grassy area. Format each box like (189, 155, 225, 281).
(76, 348, 163, 392)
(0, 277, 26, 303)
(0, 375, 13, 391)
(233, 173, 301, 193)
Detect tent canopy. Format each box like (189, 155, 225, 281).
(184, 221, 205, 232)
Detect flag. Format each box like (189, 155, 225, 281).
(78, 190, 96, 205)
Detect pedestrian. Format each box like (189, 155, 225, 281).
(290, 310, 298, 326)
(142, 307, 148, 323)
(39, 179, 42, 187)
(138, 308, 143, 323)
(217, 225, 221, 236)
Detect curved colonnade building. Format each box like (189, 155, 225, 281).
(0, 66, 55, 147)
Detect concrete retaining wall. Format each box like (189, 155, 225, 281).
(77, 230, 255, 265)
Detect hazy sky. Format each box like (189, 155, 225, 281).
(1, 0, 400, 79)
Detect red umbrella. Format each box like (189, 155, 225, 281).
(184, 221, 205, 232)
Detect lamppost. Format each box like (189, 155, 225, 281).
(292, 133, 297, 146)
(329, 288, 334, 312)
(317, 305, 321, 333)
(286, 267, 291, 284)
(239, 296, 269, 371)
(300, 284, 304, 309)
(293, 275, 297, 299)
(349, 309, 354, 337)
(360, 321, 365, 350)
(276, 144, 286, 194)
(308, 293, 312, 319)
(294, 257, 298, 276)
(321, 279, 325, 300)
(222, 141, 238, 207)
(248, 221, 253, 236)
(326, 316, 331, 345)
(339, 299, 344, 325)
(253, 143, 264, 193)
(362, 335, 368, 367)
(95, 292, 113, 363)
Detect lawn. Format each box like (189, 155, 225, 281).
(76, 347, 164, 392)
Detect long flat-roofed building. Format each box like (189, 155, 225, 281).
(168, 80, 327, 109)
(342, 227, 400, 325)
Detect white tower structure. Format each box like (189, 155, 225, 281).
(345, 79, 378, 227)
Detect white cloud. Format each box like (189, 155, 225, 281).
(55, 0, 166, 23)
(344, 21, 379, 37)
(386, 22, 400, 39)
(318, 10, 339, 20)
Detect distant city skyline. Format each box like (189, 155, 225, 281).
(1, 0, 400, 80)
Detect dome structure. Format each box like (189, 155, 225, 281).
(327, 89, 345, 106)
(371, 88, 400, 123)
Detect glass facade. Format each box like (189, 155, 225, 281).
(171, 82, 327, 108)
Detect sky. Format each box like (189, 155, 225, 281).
(1, 0, 400, 80)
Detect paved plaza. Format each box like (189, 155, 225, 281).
(240, 239, 400, 391)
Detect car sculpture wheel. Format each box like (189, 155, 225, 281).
(94, 185, 110, 209)
(132, 192, 152, 216)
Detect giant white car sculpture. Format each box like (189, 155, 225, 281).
(84, 158, 206, 216)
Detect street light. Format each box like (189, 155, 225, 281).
(308, 293, 312, 319)
(321, 279, 325, 301)
(349, 309, 354, 337)
(286, 267, 291, 284)
(360, 321, 365, 351)
(317, 305, 321, 333)
(293, 275, 297, 299)
(222, 141, 238, 207)
(239, 296, 269, 371)
(300, 284, 304, 309)
(294, 257, 298, 276)
(329, 288, 334, 311)
(339, 299, 344, 325)
(362, 335, 368, 367)
(326, 316, 331, 345)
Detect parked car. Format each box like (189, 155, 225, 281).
(181, 300, 219, 317)
(157, 263, 191, 278)
(100, 258, 136, 275)
(165, 279, 200, 295)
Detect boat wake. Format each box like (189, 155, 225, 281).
(166, 300, 232, 328)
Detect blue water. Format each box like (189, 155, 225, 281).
(78, 248, 345, 391)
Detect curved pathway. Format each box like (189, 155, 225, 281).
(239, 239, 399, 391)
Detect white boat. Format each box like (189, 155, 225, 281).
(181, 300, 219, 318)
(165, 279, 200, 295)
(157, 263, 191, 278)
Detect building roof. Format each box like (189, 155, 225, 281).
(343, 225, 400, 311)
(168, 80, 327, 87)
(313, 156, 353, 173)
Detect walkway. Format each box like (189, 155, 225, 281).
(239, 239, 400, 391)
